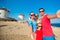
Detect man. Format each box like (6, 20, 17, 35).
(28, 12, 37, 40)
(35, 14, 41, 23)
(39, 8, 60, 40)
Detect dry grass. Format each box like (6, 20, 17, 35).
(0, 21, 60, 40)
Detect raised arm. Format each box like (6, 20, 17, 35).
(47, 10, 60, 19)
(47, 14, 57, 19)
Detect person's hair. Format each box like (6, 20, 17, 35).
(35, 14, 39, 16)
(30, 11, 34, 13)
(30, 11, 34, 15)
(39, 8, 45, 12)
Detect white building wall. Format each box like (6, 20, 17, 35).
(0, 10, 9, 18)
(18, 15, 24, 20)
(5, 11, 9, 18)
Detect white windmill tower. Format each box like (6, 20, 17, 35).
(18, 14, 25, 22)
(0, 8, 9, 18)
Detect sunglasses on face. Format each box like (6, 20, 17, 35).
(39, 11, 44, 13)
(31, 15, 35, 16)
(38, 26, 42, 27)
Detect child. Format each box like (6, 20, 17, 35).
(34, 22, 42, 40)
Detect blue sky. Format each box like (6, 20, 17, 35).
(0, 0, 60, 23)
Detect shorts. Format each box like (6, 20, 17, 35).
(43, 35, 55, 40)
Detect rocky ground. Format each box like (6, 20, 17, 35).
(0, 21, 60, 40)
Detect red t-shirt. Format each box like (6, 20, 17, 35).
(35, 29, 42, 40)
(42, 14, 53, 36)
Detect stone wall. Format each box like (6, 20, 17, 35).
(0, 21, 32, 40)
(0, 21, 60, 40)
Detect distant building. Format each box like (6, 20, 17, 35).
(0, 8, 9, 18)
(18, 14, 24, 21)
(18, 14, 27, 23)
(0, 8, 17, 21)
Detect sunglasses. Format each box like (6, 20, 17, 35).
(38, 26, 42, 27)
(31, 15, 35, 16)
(39, 11, 44, 13)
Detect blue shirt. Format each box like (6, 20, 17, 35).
(28, 18, 37, 32)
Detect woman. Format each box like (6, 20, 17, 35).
(28, 12, 37, 40)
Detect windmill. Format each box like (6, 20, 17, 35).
(18, 14, 24, 21)
(0, 8, 9, 18)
